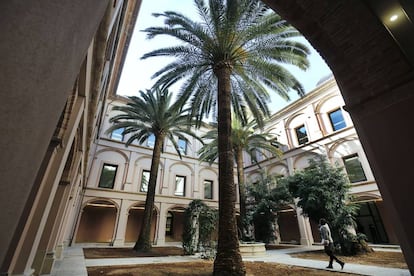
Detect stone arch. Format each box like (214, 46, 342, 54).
(90, 149, 129, 190)
(168, 161, 195, 197)
(132, 155, 165, 193)
(95, 148, 129, 162)
(169, 161, 195, 175)
(165, 205, 187, 242)
(198, 167, 218, 200)
(285, 112, 310, 148)
(76, 199, 118, 243)
(292, 152, 320, 171)
(314, 92, 347, 135)
(267, 163, 289, 177)
(125, 202, 158, 243)
(134, 155, 165, 169)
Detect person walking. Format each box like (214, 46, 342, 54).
(319, 218, 345, 270)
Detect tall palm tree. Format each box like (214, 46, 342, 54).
(106, 87, 202, 251)
(198, 118, 282, 241)
(141, 0, 309, 273)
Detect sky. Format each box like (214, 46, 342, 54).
(116, 0, 332, 113)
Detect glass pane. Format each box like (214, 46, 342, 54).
(147, 134, 155, 147)
(175, 176, 185, 196)
(98, 164, 117, 189)
(295, 125, 308, 145)
(329, 109, 346, 131)
(111, 128, 124, 141)
(141, 170, 150, 192)
(204, 180, 213, 199)
(178, 138, 187, 155)
(343, 154, 367, 183)
(166, 212, 173, 235)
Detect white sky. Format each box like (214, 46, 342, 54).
(116, 0, 332, 113)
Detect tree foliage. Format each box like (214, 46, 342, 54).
(247, 170, 293, 243)
(198, 119, 282, 241)
(279, 156, 371, 255)
(182, 200, 218, 258)
(141, 0, 309, 273)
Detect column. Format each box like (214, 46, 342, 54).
(296, 207, 314, 246)
(155, 203, 169, 245)
(113, 199, 130, 246)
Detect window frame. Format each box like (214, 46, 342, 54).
(165, 211, 173, 236)
(98, 163, 118, 189)
(174, 175, 186, 196)
(328, 108, 346, 131)
(204, 179, 213, 199)
(146, 134, 155, 148)
(178, 137, 187, 155)
(342, 153, 367, 183)
(295, 124, 309, 145)
(110, 127, 124, 141)
(140, 170, 150, 192)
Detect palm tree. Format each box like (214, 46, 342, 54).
(106, 87, 202, 251)
(141, 0, 309, 273)
(198, 118, 282, 241)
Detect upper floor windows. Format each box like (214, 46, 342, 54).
(147, 134, 155, 148)
(98, 163, 118, 189)
(329, 108, 346, 131)
(204, 180, 213, 199)
(178, 138, 187, 155)
(175, 175, 186, 196)
(110, 128, 124, 141)
(140, 170, 150, 192)
(295, 124, 308, 145)
(343, 154, 367, 183)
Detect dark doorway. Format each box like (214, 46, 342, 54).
(355, 201, 388, 244)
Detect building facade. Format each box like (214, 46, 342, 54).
(70, 77, 398, 251)
(73, 96, 220, 246)
(243, 77, 398, 246)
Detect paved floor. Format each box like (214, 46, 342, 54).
(50, 245, 411, 276)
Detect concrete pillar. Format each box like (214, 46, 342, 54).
(31, 183, 71, 275)
(296, 207, 314, 246)
(113, 200, 131, 246)
(155, 203, 169, 245)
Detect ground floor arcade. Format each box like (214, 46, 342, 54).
(70, 191, 398, 248)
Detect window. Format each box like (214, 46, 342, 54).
(174, 175, 186, 196)
(166, 212, 173, 236)
(343, 154, 367, 183)
(140, 170, 150, 192)
(178, 138, 187, 155)
(250, 149, 264, 163)
(110, 128, 124, 141)
(295, 124, 308, 145)
(329, 108, 346, 131)
(204, 180, 213, 199)
(147, 134, 155, 147)
(98, 164, 118, 189)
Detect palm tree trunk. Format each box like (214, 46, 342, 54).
(213, 65, 246, 276)
(134, 134, 164, 252)
(235, 148, 248, 241)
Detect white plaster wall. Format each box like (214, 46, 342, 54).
(88, 149, 127, 190)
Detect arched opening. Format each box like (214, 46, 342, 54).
(165, 207, 186, 242)
(277, 208, 300, 244)
(125, 204, 157, 243)
(354, 196, 399, 245)
(76, 200, 117, 243)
